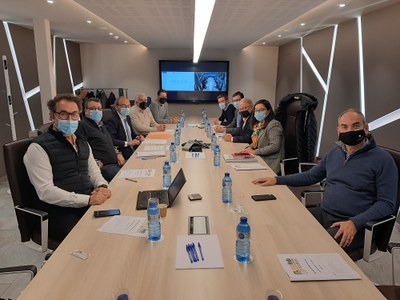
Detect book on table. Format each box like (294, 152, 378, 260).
(223, 153, 257, 163)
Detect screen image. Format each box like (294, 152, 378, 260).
(159, 60, 229, 103)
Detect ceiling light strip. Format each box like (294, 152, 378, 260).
(3, 21, 35, 131)
(357, 16, 365, 115)
(368, 109, 400, 131)
(301, 47, 328, 93)
(316, 25, 338, 156)
(63, 39, 75, 92)
(193, 0, 215, 63)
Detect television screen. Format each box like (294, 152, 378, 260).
(159, 60, 229, 103)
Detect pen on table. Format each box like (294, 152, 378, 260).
(125, 178, 138, 183)
(186, 244, 193, 263)
(191, 243, 199, 262)
(198, 242, 204, 261)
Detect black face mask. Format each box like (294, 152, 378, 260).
(139, 102, 147, 110)
(159, 97, 167, 104)
(338, 129, 366, 146)
(240, 110, 250, 118)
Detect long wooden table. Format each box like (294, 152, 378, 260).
(18, 119, 385, 299)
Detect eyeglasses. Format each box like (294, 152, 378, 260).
(86, 107, 103, 111)
(118, 105, 131, 108)
(55, 111, 80, 120)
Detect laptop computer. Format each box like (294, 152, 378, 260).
(136, 168, 186, 210)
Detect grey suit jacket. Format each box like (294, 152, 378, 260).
(253, 119, 284, 174)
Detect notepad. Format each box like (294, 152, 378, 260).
(223, 153, 257, 163)
(232, 163, 268, 171)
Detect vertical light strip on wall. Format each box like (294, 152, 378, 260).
(53, 35, 56, 86)
(357, 16, 366, 115)
(315, 25, 338, 156)
(3, 21, 35, 131)
(300, 37, 303, 92)
(193, 0, 215, 63)
(63, 39, 75, 91)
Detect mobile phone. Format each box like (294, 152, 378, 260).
(188, 193, 202, 201)
(251, 194, 277, 201)
(93, 209, 121, 218)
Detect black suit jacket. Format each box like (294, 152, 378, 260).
(229, 117, 254, 144)
(104, 111, 138, 160)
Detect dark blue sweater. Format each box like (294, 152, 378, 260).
(277, 137, 397, 229)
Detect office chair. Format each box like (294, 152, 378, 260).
(275, 93, 318, 175)
(301, 146, 400, 263)
(3, 138, 60, 252)
(37, 122, 52, 135)
(101, 108, 114, 123)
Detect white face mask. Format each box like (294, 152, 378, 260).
(218, 102, 226, 110)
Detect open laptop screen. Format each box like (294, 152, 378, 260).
(167, 168, 186, 206)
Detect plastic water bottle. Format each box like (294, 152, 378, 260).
(147, 198, 161, 242)
(206, 122, 211, 138)
(211, 133, 217, 150)
(177, 121, 181, 133)
(235, 216, 250, 263)
(170, 142, 177, 163)
(174, 128, 180, 147)
(181, 110, 185, 126)
(214, 144, 220, 167)
(222, 172, 232, 203)
(163, 161, 171, 189)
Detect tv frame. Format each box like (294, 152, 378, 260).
(159, 60, 230, 104)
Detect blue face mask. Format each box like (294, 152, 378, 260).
(254, 112, 267, 122)
(233, 101, 240, 109)
(119, 107, 130, 117)
(218, 102, 226, 110)
(58, 120, 79, 136)
(89, 110, 103, 123)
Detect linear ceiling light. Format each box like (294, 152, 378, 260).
(193, 0, 215, 63)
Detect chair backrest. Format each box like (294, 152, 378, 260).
(37, 122, 52, 135)
(3, 138, 38, 242)
(101, 108, 114, 123)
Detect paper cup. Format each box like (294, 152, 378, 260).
(159, 204, 168, 217)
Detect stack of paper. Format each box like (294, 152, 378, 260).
(223, 153, 257, 163)
(136, 151, 166, 157)
(232, 163, 268, 171)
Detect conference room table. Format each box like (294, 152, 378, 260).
(18, 117, 385, 300)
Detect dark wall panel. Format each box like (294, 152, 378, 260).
(55, 37, 72, 94)
(66, 40, 83, 86)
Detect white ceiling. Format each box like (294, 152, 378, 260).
(0, 0, 399, 48)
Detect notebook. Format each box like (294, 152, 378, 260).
(136, 168, 186, 210)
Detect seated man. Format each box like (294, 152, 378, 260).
(149, 89, 178, 124)
(130, 93, 166, 135)
(222, 98, 254, 144)
(213, 93, 236, 126)
(24, 94, 112, 242)
(104, 96, 143, 160)
(252, 109, 398, 253)
(79, 97, 125, 182)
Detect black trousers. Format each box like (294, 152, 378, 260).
(308, 206, 365, 253)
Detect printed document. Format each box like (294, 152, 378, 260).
(119, 169, 155, 178)
(98, 216, 147, 238)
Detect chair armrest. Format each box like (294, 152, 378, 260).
(280, 157, 299, 175)
(298, 162, 317, 173)
(15, 205, 49, 252)
(363, 215, 396, 262)
(0, 265, 37, 280)
(388, 242, 400, 253)
(300, 190, 324, 207)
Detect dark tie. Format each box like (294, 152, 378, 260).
(123, 118, 132, 142)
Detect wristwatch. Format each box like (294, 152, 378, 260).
(97, 184, 108, 188)
(124, 141, 128, 147)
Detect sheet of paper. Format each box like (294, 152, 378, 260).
(187, 124, 201, 128)
(119, 169, 155, 178)
(232, 163, 268, 171)
(277, 253, 361, 281)
(136, 151, 166, 157)
(176, 234, 224, 269)
(165, 129, 175, 134)
(142, 139, 167, 145)
(143, 145, 168, 151)
(146, 133, 173, 139)
(185, 152, 206, 159)
(98, 216, 147, 238)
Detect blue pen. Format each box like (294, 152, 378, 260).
(191, 243, 199, 262)
(186, 245, 193, 263)
(198, 242, 204, 261)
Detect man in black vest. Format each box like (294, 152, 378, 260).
(24, 94, 111, 242)
(79, 97, 124, 182)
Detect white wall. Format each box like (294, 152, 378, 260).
(80, 44, 278, 118)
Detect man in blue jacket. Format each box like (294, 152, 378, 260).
(252, 109, 398, 252)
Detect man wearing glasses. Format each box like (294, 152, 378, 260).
(104, 96, 144, 160)
(24, 94, 111, 242)
(79, 97, 125, 182)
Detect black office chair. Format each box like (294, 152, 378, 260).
(301, 146, 400, 263)
(275, 93, 318, 175)
(3, 138, 61, 252)
(101, 108, 114, 123)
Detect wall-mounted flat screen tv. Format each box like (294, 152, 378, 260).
(159, 60, 229, 103)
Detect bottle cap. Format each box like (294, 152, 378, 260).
(225, 172, 230, 176)
(240, 216, 247, 222)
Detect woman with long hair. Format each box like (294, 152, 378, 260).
(241, 99, 284, 174)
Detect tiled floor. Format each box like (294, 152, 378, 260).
(0, 176, 399, 299)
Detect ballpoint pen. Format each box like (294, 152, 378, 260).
(191, 243, 199, 262)
(186, 245, 193, 263)
(198, 242, 204, 261)
(125, 178, 138, 183)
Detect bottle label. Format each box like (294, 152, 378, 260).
(148, 214, 159, 222)
(238, 232, 250, 239)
